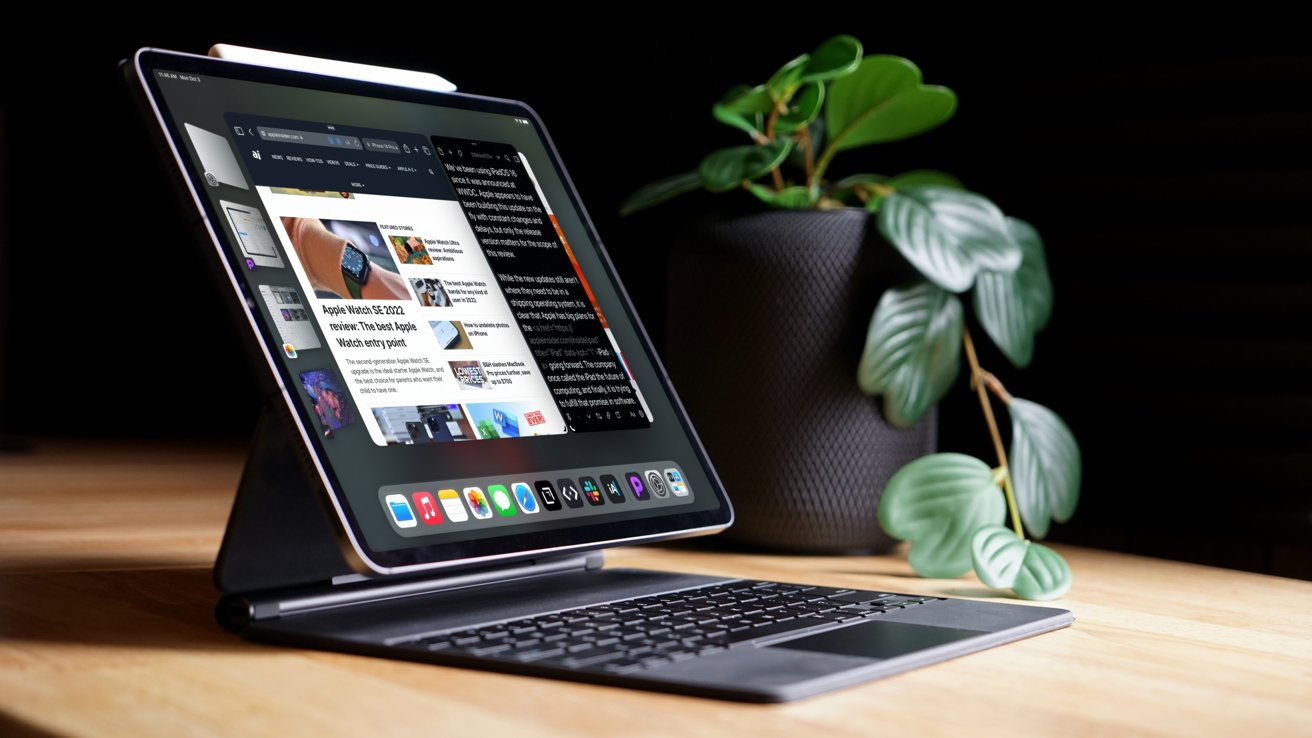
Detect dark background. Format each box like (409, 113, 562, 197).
(2, 29, 1308, 579)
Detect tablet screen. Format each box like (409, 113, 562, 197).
(134, 51, 730, 572)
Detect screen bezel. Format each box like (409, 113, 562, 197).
(130, 48, 732, 576)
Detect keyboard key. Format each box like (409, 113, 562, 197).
(603, 658, 647, 673)
(724, 619, 823, 645)
(513, 647, 566, 662)
(828, 591, 894, 604)
(565, 650, 629, 668)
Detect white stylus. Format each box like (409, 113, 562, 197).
(208, 44, 457, 92)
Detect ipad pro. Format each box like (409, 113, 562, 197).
(128, 48, 1070, 702)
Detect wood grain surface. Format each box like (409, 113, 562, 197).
(1, 442, 1309, 737)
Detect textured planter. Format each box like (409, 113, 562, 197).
(666, 209, 936, 553)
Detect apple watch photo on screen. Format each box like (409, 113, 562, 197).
(280, 217, 406, 300)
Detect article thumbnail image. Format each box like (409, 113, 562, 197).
(280, 218, 406, 300)
(371, 404, 476, 444)
(268, 187, 355, 199)
(430, 320, 473, 350)
(299, 368, 355, 434)
(464, 401, 555, 440)
(448, 360, 490, 391)
(389, 235, 434, 265)
(409, 278, 452, 308)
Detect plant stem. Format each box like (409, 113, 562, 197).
(810, 142, 838, 191)
(799, 127, 815, 182)
(962, 326, 1025, 539)
(978, 370, 1014, 404)
(764, 100, 786, 192)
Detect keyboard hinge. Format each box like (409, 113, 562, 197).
(220, 551, 604, 629)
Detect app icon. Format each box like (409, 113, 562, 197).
(644, 470, 668, 497)
(557, 478, 584, 509)
(600, 474, 626, 504)
(536, 480, 562, 511)
(664, 468, 690, 497)
(384, 494, 417, 528)
(511, 482, 540, 514)
(488, 484, 517, 517)
(438, 489, 468, 522)
(464, 487, 493, 519)
(282, 343, 298, 359)
(411, 491, 443, 525)
(624, 472, 648, 501)
(579, 476, 605, 506)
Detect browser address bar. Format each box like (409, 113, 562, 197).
(255, 126, 364, 150)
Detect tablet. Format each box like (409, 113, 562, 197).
(128, 49, 732, 574)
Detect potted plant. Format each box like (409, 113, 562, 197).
(624, 35, 1080, 600)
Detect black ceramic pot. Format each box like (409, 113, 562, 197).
(666, 209, 936, 553)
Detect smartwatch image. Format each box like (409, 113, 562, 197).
(340, 242, 371, 299)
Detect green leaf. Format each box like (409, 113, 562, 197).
(833, 173, 888, 189)
(747, 183, 814, 210)
(972, 217, 1053, 367)
(971, 525, 1072, 600)
(801, 35, 863, 82)
(858, 169, 963, 213)
(1009, 399, 1081, 539)
(619, 171, 702, 216)
(877, 186, 1022, 292)
(776, 83, 824, 134)
(697, 140, 792, 192)
(879, 454, 1007, 578)
(857, 282, 963, 427)
(712, 84, 772, 137)
(887, 169, 964, 191)
(828, 173, 885, 206)
(971, 525, 1027, 588)
(768, 54, 810, 97)
(825, 55, 957, 152)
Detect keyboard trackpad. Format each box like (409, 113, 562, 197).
(769, 621, 981, 660)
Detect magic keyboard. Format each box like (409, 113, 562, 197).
(399, 580, 942, 674)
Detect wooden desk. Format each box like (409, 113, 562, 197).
(2, 443, 1309, 737)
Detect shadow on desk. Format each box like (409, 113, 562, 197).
(0, 711, 63, 738)
(0, 566, 246, 653)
